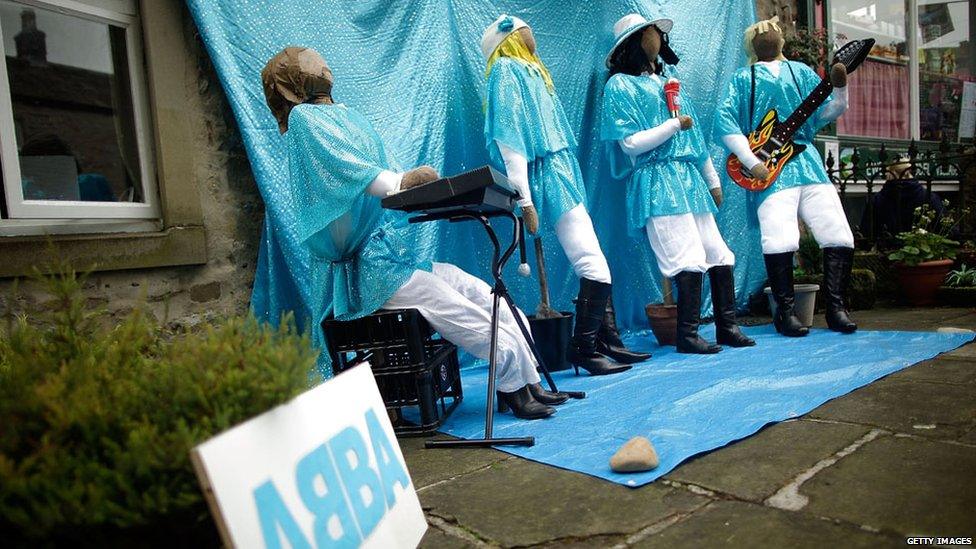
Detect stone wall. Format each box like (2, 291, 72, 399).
(0, 7, 263, 327)
(755, 0, 800, 32)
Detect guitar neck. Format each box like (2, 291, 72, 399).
(772, 78, 833, 143)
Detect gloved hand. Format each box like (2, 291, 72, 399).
(678, 115, 693, 131)
(522, 205, 540, 235)
(748, 162, 770, 181)
(401, 166, 440, 190)
(710, 187, 724, 207)
(830, 62, 847, 88)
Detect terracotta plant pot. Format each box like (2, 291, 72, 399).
(896, 259, 953, 306)
(764, 284, 820, 328)
(645, 303, 677, 346)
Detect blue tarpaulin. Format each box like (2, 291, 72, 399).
(186, 0, 761, 340)
(433, 327, 974, 486)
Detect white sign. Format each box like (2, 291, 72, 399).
(959, 81, 976, 139)
(192, 364, 427, 549)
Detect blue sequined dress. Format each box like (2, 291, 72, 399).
(601, 69, 717, 237)
(714, 60, 836, 205)
(484, 57, 585, 237)
(286, 103, 429, 331)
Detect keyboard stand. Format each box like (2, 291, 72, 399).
(408, 209, 585, 450)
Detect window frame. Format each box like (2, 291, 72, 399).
(0, 0, 160, 221)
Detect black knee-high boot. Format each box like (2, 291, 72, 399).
(823, 247, 858, 333)
(566, 278, 632, 376)
(596, 294, 652, 364)
(708, 266, 756, 347)
(763, 252, 809, 337)
(674, 271, 722, 354)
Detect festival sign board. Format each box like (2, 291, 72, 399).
(192, 364, 427, 548)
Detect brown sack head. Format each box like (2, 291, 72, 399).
(261, 46, 334, 133)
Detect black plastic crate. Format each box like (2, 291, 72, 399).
(323, 309, 434, 372)
(376, 342, 463, 436)
(323, 310, 463, 435)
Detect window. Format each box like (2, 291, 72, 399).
(0, 0, 158, 228)
(827, 0, 974, 143)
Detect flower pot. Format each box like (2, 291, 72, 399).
(764, 284, 820, 328)
(644, 303, 677, 346)
(896, 259, 953, 305)
(528, 312, 574, 372)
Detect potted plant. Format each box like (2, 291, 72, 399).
(888, 203, 964, 305)
(939, 263, 976, 307)
(645, 277, 677, 346)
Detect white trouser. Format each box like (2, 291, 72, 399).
(757, 184, 855, 254)
(645, 213, 735, 278)
(554, 204, 612, 284)
(382, 262, 541, 393)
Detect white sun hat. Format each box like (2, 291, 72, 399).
(481, 14, 529, 60)
(605, 13, 676, 68)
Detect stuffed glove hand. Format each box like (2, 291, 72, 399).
(522, 205, 540, 235)
(401, 166, 440, 190)
(748, 162, 770, 180)
(710, 187, 723, 207)
(830, 62, 847, 88)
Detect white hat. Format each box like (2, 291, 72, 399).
(605, 13, 675, 68)
(481, 14, 529, 59)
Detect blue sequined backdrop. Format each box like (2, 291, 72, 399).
(187, 0, 761, 340)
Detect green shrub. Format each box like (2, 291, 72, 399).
(0, 264, 319, 545)
(945, 263, 976, 288)
(850, 268, 877, 310)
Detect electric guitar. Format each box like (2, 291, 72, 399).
(726, 38, 875, 192)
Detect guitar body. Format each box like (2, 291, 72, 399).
(725, 109, 806, 192)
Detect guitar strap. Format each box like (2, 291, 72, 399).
(749, 65, 755, 125)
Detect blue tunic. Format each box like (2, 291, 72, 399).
(714, 60, 836, 204)
(600, 69, 717, 236)
(484, 57, 585, 236)
(286, 103, 428, 329)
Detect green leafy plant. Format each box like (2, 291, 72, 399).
(783, 27, 832, 70)
(797, 232, 823, 275)
(0, 262, 319, 544)
(945, 263, 976, 287)
(888, 203, 965, 266)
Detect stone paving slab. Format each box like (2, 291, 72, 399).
(801, 434, 976, 537)
(419, 527, 478, 548)
(946, 342, 976, 359)
(843, 307, 976, 330)
(886, 355, 976, 385)
(419, 457, 708, 547)
(400, 436, 510, 490)
(634, 500, 901, 548)
(665, 419, 870, 502)
(807, 378, 976, 441)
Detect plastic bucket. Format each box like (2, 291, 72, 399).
(764, 284, 820, 327)
(528, 312, 574, 372)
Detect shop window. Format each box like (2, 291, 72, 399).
(0, 0, 158, 223)
(917, 0, 973, 142)
(828, 0, 974, 143)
